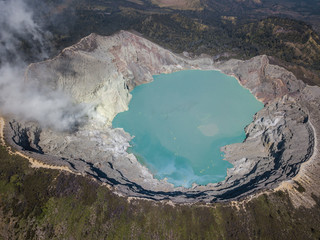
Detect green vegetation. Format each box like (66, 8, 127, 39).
(4, 1, 320, 238)
(30, 0, 320, 85)
(294, 181, 306, 193)
(150, 0, 202, 10)
(234, 18, 320, 69)
(0, 145, 320, 239)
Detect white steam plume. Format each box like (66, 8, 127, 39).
(0, 0, 90, 131)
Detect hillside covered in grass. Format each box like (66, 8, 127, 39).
(19, 0, 320, 86)
(0, 145, 320, 239)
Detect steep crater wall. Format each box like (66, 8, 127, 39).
(3, 31, 319, 203)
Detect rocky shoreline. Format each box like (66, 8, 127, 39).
(3, 31, 320, 203)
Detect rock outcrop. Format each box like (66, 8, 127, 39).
(4, 31, 320, 203)
(26, 32, 213, 126)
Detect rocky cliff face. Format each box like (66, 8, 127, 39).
(4, 31, 320, 203)
(26, 31, 213, 126)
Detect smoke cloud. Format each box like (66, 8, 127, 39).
(0, 0, 90, 131)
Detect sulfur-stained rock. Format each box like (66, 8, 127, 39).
(4, 31, 319, 203)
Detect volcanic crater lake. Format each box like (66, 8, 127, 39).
(113, 70, 263, 188)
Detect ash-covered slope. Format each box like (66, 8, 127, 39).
(26, 31, 213, 126)
(4, 31, 319, 203)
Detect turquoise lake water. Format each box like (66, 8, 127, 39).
(112, 70, 263, 187)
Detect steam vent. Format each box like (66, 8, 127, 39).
(4, 31, 320, 204)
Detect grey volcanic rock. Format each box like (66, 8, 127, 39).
(26, 31, 213, 125)
(216, 56, 305, 103)
(221, 98, 313, 195)
(4, 31, 318, 203)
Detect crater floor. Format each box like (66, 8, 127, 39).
(3, 31, 320, 203)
